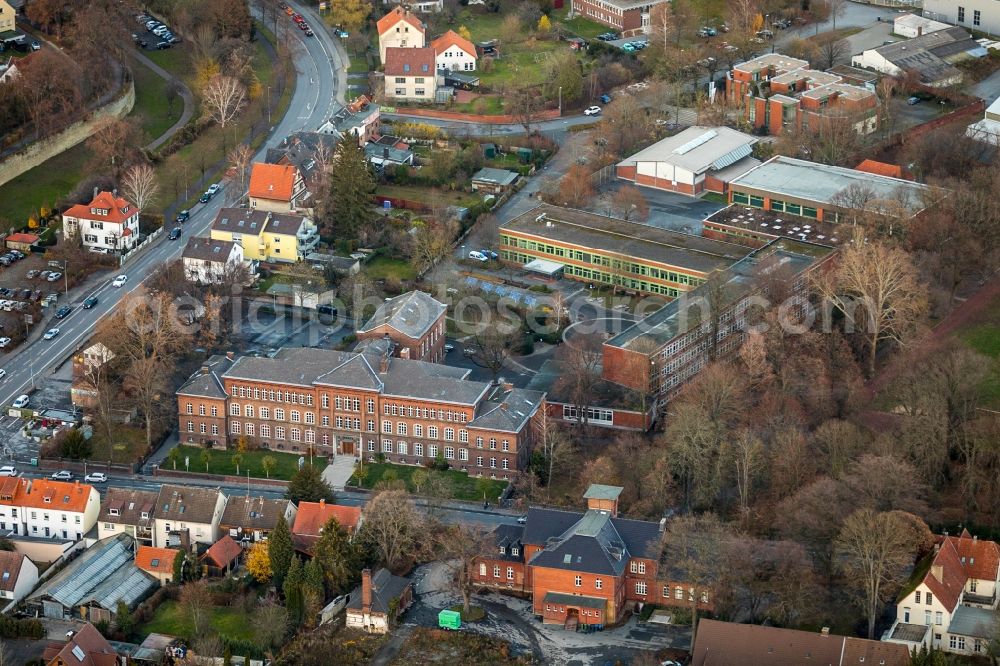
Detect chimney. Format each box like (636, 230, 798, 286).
(226, 351, 235, 361)
(383, 147, 390, 159)
(820, 627, 830, 636)
(380, 354, 391, 374)
(200, 365, 210, 375)
(319, 498, 325, 507)
(658, 517, 666, 533)
(93, 187, 98, 200)
(361, 568, 372, 613)
(931, 563, 944, 582)
(112, 188, 117, 197)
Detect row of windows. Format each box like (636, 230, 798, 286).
(187, 422, 220, 436)
(562, 405, 614, 425)
(185, 403, 219, 417)
(731, 191, 819, 221)
(369, 439, 511, 468)
(230, 404, 316, 423)
(382, 403, 468, 423)
(230, 386, 315, 405)
(230, 422, 316, 443)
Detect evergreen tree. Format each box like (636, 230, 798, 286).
(326, 140, 377, 240)
(313, 517, 360, 596)
(302, 558, 325, 628)
(283, 556, 305, 628)
(268, 516, 294, 589)
(285, 464, 335, 503)
(172, 549, 187, 584)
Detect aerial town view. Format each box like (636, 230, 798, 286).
(0, 0, 997, 663)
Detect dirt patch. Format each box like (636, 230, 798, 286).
(392, 627, 533, 665)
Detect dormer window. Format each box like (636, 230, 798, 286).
(512, 547, 519, 556)
(43, 497, 51, 503)
(109, 509, 120, 516)
(140, 512, 149, 519)
(499, 546, 505, 555)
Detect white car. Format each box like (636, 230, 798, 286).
(0, 369, 6, 381)
(584, 106, 602, 116)
(11, 394, 28, 409)
(84, 472, 108, 483)
(43, 328, 60, 340)
(0, 466, 16, 477)
(112, 274, 128, 288)
(50, 470, 72, 481)
(0, 338, 10, 348)
(468, 250, 489, 262)
(206, 183, 221, 196)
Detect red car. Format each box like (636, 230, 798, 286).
(293, 14, 303, 22)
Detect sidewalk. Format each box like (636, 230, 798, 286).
(321, 454, 355, 491)
(131, 49, 195, 151)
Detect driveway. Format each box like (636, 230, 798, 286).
(843, 21, 893, 60)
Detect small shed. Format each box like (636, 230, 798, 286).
(201, 535, 242, 576)
(471, 167, 519, 195)
(482, 143, 498, 159)
(6, 233, 38, 252)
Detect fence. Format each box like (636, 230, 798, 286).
(120, 226, 164, 267)
(36, 458, 137, 475)
(152, 466, 290, 489)
(591, 164, 615, 187)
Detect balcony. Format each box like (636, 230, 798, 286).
(963, 591, 996, 607)
(297, 227, 320, 251)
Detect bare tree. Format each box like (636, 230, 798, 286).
(506, 83, 542, 134)
(227, 143, 254, 198)
(202, 74, 247, 150)
(120, 163, 160, 212)
(180, 580, 213, 639)
(557, 164, 595, 208)
(411, 218, 458, 272)
(835, 509, 926, 639)
(438, 523, 493, 616)
(816, 37, 849, 70)
(663, 514, 730, 650)
(813, 230, 928, 377)
(611, 185, 649, 221)
(723, 429, 765, 520)
(357, 490, 423, 571)
(467, 325, 521, 385)
(532, 407, 572, 497)
(554, 332, 603, 429)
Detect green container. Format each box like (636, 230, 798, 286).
(438, 609, 461, 630)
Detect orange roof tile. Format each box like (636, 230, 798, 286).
(63, 191, 138, 225)
(135, 546, 179, 575)
(431, 30, 476, 58)
(855, 159, 904, 179)
(922, 539, 970, 611)
(0, 477, 27, 504)
(384, 47, 436, 77)
(21, 479, 94, 513)
(6, 232, 39, 244)
(48, 622, 118, 666)
(292, 500, 362, 536)
(377, 6, 424, 37)
(946, 530, 1000, 582)
(203, 535, 242, 568)
(248, 163, 297, 201)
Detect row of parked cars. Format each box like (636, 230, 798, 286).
(134, 13, 182, 49)
(0, 249, 26, 268)
(281, 3, 315, 37)
(0, 465, 107, 483)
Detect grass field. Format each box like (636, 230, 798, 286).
(961, 320, 1000, 407)
(359, 462, 507, 502)
(478, 40, 562, 88)
(376, 184, 481, 208)
(365, 255, 418, 282)
(139, 600, 256, 643)
(170, 444, 327, 479)
(0, 143, 91, 225)
(451, 95, 505, 115)
(129, 56, 184, 144)
(552, 7, 611, 40)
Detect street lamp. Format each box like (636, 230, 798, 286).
(558, 86, 562, 114)
(266, 85, 272, 125)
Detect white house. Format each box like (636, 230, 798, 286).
(383, 47, 438, 103)
(377, 5, 426, 64)
(0, 478, 100, 541)
(431, 30, 477, 73)
(924, 0, 1000, 37)
(894, 13, 950, 39)
(0, 551, 38, 606)
(967, 96, 1000, 145)
(97, 488, 157, 546)
(62, 190, 141, 254)
(851, 27, 980, 88)
(152, 485, 226, 550)
(381, 0, 442, 12)
(182, 237, 249, 284)
(884, 530, 1000, 656)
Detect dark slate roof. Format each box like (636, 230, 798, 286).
(357, 290, 446, 339)
(266, 131, 340, 179)
(522, 507, 581, 547)
(155, 485, 223, 525)
(346, 568, 411, 615)
(469, 388, 545, 432)
(182, 237, 238, 262)
(100, 488, 158, 527)
(176, 354, 234, 399)
(472, 167, 519, 186)
(492, 523, 526, 563)
(212, 208, 269, 236)
(220, 496, 292, 532)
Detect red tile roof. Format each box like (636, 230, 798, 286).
(135, 546, 179, 575)
(384, 47, 436, 77)
(63, 191, 137, 224)
(293, 500, 362, 536)
(0, 551, 25, 593)
(47, 622, 118, 666)
(921, 539, 968, 611)
(248, 162, 298, 201)
(21, 479, 94, 513)
(377, 6, 424, 37)
(945, 529, 1000, 583)
(6, 232, 39, 244)
(203, 535, 242, 569)
(430, 30, 476, 58)
(855, 159, 904, 179)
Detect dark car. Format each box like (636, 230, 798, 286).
(55, 306, 72, 319)
(168, 227, 182, 240)
(176, 210, 190, 223)
(82, 296, 99, 309)
(156, 41, 171, 49)
(600, 94, 612, 104)
(199, 192, 211, 203)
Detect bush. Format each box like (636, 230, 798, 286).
(58, 429, 92, 460)
(0, 615, 43, 639)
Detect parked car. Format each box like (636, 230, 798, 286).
(0, 369, 5, 381)
(584, 106, 602, 116)
(622, 42, 636, 52)
(50, 470, 72, 481)
(156, 41, 171, 49)
(84, 472, 108, 483)
(517, 515, 527, 524)
(46, 272, 62, 282)
(0, 338, 10, 349)
(335, 29, 349, 38)
(444, 343, 455, 353)
(83, 296, 99, 309)
(207, 183, 221, 196)
(25, 270, 38, 279)
(168, 227, 182, 240)
(600, 93, 612, 104)
(756, 29, 774, 39)
(305, 29, 314, 36)
(43, 328, 60, 340)
(199, 192, 211, 203)
(907, 96, 921, 105)
(55, 306, 72, 319)
(112, 274, 128, 288)
(597, 32, 617, 41)
(468, 250, 489, 262)
(481, 249, 498, 260)
(0, 466, 16, 477)
(11, 395, 28, 409)
(176, 210, 190, 223)
(11, 251, 25, 260)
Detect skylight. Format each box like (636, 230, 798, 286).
(72, 645, 86, 661)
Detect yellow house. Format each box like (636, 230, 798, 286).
(0, 0, 14, 34)
(210, 207, 319, 263)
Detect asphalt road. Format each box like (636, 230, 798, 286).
(0, 1, 346, 410)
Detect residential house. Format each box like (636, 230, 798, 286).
(135, 546, 180, 585)
(267, 130, 341, 181)
(292, 499, 363, 553)
(615, 126, 760, 195)
(727, 54, 879, 136)
(693, 619, 911, 666)
(248, 162, 307, 213)
(175, 353, 236, 449)
(181, 237, 250, 284)
(345, 567, 413, 634)
(318, 96, 381, 146)
(431, 29, 477, 73)
(470, 167, 519, 196)
(384, 47, 437, 103)
(0, 550, 38, 605)
(97, 488, 157, 545)
(62, 190, 141, 255)
(377, 5, 426, 63)
(895, 12, 950, 38)
(152, 485, 227, 550)
(885, 530, 1000, 656)
(27, 534, 157, 623)
(70, 342, 116, 409)
(0, 57, 19, 85)
(923, 0, 1000, 37)
(0, 0, 15, 34)
(967, 96, 1000, 145)
(472, 485, 676, 627)
(381, 0, 442, 12)
(5, 232, 38, 252)
(202, 535, 242, 575)
(7, 479, 101, 541)
(220, 495, 297, 544)
(365, 138, 415, 169)
(175, 346, 545, 477)
(209, 207, 320, 263)
(44, 622, 121, 666)
(851, 27, 985, 87)
(569, 0, 669, 37)
(355, 290, 447, 363)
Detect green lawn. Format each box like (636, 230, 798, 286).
(358, 462, 507, 502)
(0, 142, 91, 226)
(170, 444, 327, 480)
(144, 47, 194, 81)
(451, 95, 505, 115)
(364, 255, 418, 282)
(347, 52, 369, 74)
(376, 184, 481, 208)
(962, 322, 1000, 408)
(129, 56, 184, 144)
(552, 7, 611, 40)
(139, 600, 256, 643)
(478, 40, 562, 88)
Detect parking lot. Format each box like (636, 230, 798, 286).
(130, 12, 183, 50)
(0, 355, 75, 463)
(0, 252, 69, 351)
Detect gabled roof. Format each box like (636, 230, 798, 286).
(99, 488, 158, 526)
(0, 551, 26, 593)
(154, 485, 223, 525)
(919, 538, 969, 611)
(357, 290, 446, 339)
(471, 167, 519, 186)
(6, 232, 39, 244)
(377, 5, 424, 36)
(468, 388, 545, 433)
(47, 622, 119, 666)
(945, 529, 1000, 582)
(21, 479, 94, 513)
(203, 535, 242, 569)
(384, 46, 435, 77)
(176, 354, 234, 399)
(292, 500, 362, 537)
(617, 126, 757, 175)
(182, 237, 239, 262)
(221, 496, 293, 532)
(63, 191, 137, 224)
(346, 568, 411, 614)
(249, 162, 298, 201)
(135, 546, 179, 575)
(431, 29, 476, 58)
(211, 208, 269, 236)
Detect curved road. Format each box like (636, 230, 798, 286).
(0, 1, 346, 410)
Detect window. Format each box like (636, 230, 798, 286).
(444, 427, 454, 441)
(275, 426, 285, 440)
(187, 421, 194, 432)
(429, 445, 438, 458)
(383, 421, 393, 434)
(490, 457, 496, 468)
(489, 438, 497, 450)
(925, 610, 931, 626)
(291, 410, 301, 423)
(260, 407, 269, 419)
(511, 547, 519, 556)
(290, 428, 301, 442)
(397, 441, 407, 455)
(459, 448, 469, 461)
(499, 545, 506, 555)
(675, 587, 683, 600)
(915, 591, 921, 604)
(323, 395, 330, 408)
(445, 447, 454, 459)
(244, 404, 254, 418)
(415, 89, 425, 96)
(305, 412, 315, 424)
(414, 424, 423, 437)
(382, 439, 392, 453)
(186, 403, 193, 414)
(211, 406, 218, 417)
(246, 423, 255, 436)
(596, 579, 603, 590)
(637, 561, 646, 575)
(397, 422, 407, 435)
(476, 437, 484, 448)
(493, 565, 500, 578)
(636, 581, 647, 595)
(926, 592, 933, 605)
(459, 430, 468, 443)
(935, 611, 942, 625)
(231, 422, 241, 434)
(958, 6, 966, 22)
(502, 459, 509, 470)
(479, 563, 486, 576)
(630, 561, 638, 574)
(322, 416, 330, 427)
(231, 403, 240, 416)
(212, 424, 219, 435)
(275, 408, 285, 421)
(428, 426, 438, 439)
(261, 424, 270, 438)
(415, 443, 423, 457)
(507, 567, 514, 580)
(502, 440, 509, 452)
(476, 456, 483, 467)
(200, 424, 206, 434)
(974, 9, 981, 26)
(574, 575, 582, 587)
